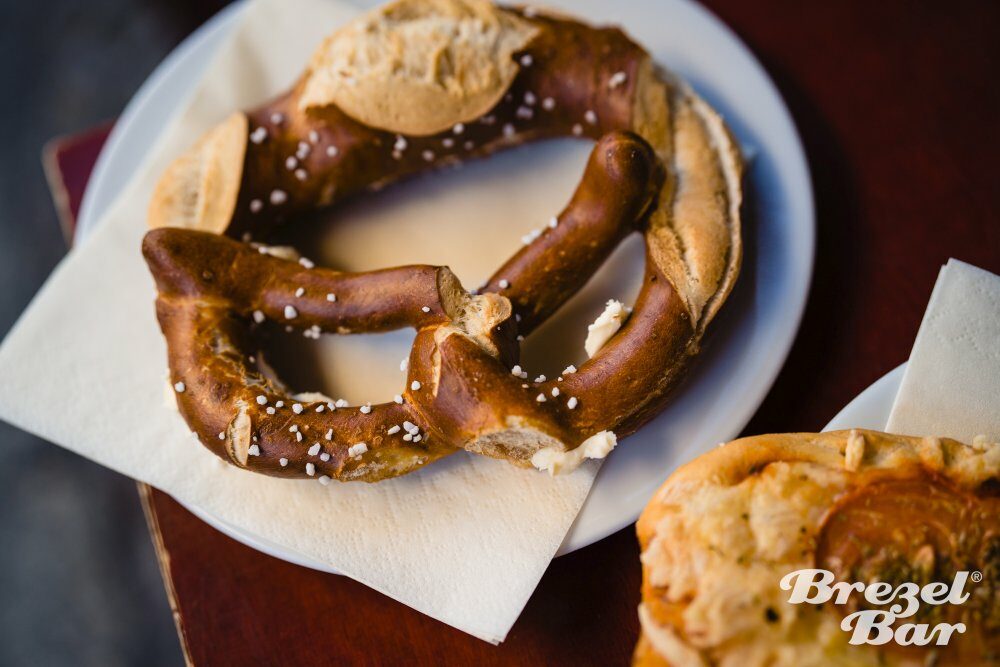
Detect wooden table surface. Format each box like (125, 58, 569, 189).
(61, 1, 1000, 664)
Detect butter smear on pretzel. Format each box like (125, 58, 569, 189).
(531, 430, 617, 475)
(585, 299, 630, 358)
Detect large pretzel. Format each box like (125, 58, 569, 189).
(144, 0, 743, 482)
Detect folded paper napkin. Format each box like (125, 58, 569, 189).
(887, 259, 1000, 442)
(0, 0, 620, 643)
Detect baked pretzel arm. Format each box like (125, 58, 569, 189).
(145, 231, 460, 480)
(408, 132, 663, 463)
(480, 138, 692, 441)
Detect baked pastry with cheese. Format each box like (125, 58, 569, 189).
(635, 430, 999, 666)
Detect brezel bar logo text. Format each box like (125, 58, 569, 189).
(780, 568, 980, 647)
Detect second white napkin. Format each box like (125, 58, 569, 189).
(887, 259, 1000, 442)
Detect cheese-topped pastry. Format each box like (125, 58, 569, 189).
(635, 430, 999, 666)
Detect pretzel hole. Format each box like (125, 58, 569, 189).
(255, 322, 416, 407)
(278, 138, 591, 285)
(519, 233, 646, 376)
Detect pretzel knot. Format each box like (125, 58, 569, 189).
(143, 1, 743, 482)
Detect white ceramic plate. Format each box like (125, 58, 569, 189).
(77, 0, 814, 570)
(824, 364, 905, 432)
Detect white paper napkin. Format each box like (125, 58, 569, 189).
(0, 0, 616, 643)
(886, 259, 1000, 442)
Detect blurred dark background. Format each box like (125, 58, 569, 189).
(0, 1, 226, 664)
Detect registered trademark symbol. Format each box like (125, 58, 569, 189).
(971, 571, 983, 583)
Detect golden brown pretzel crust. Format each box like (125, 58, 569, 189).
(634, 430, 1000, 666)
(144, 0, 743, 481)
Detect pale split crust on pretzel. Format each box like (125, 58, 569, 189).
(144, 0, 744, 481)
(148, 112, 248, 233)
(633, 61, 743, 328)
(299, 0, 540, 136)
(634, 430, 1000, 666)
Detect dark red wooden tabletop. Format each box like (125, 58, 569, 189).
(53, 1, 1000, 664)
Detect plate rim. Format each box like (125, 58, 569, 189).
(822, 363, 906, 432)
(76, 0, 815, 573)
